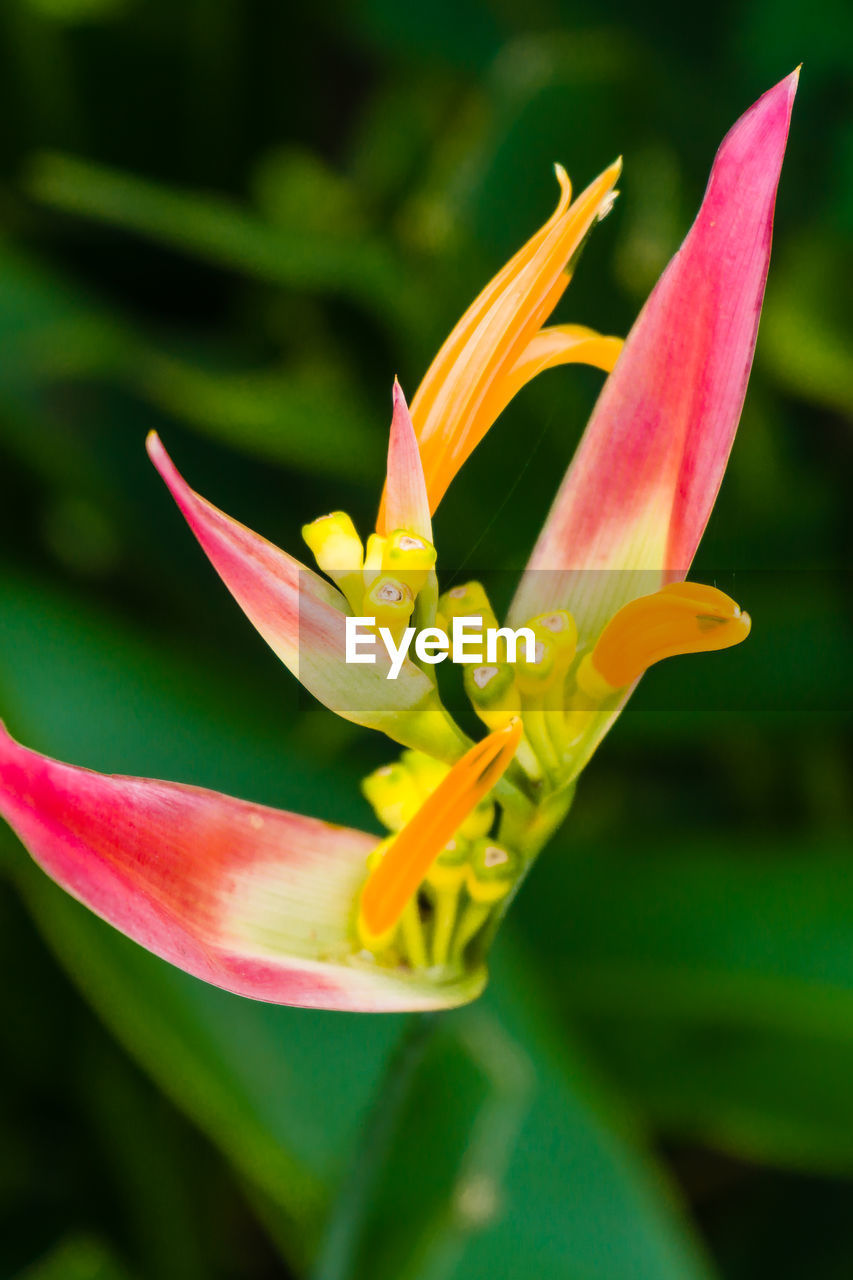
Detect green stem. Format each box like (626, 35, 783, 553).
(499, 781, 576, 862)
(401, 698, 471, 763)
(312, 1014, 437, 1280)
(430, 885, 461, 968)
(522, 703, 560, 779)
(400, 899, 428, 970)
(449, 900, 491, 966)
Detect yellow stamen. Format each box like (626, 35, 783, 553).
(458, 798, 496, 841)
(463, 663, 545, 779)
(579, 581, 752, 694)
(363, 575, 415, 644)
(531, 609, 576, 640)
(301, 511, 364, 608)
(362, 533, 386, 588)
(399, 898, 428, 969)
(465, 839, 521, 905)
(513, 634, 562, 774)
(401, 748, 447, 798)
(439, 581, 498, 623)
(514, 635, 556, 694)
(301, 511, 363, 572)
(528, 610, 577, 676)
(382, 529, 437, 597)
(516, 611, 579, 760)
(425, 837, 469, 893)
(401, 749, 496, 839)
(442, 841, 522, 965)
(439, 581, 499, 633)
(466, 662, 542, 780)
(426, 838, 470, 969)
(357, 720, 523, 945)
(361, 762, 422, 832)
(449, 900, 493, 964)
(464, 662, 520, 729)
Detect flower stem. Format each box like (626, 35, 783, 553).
(400, 898, 428, 970)
(312, 1013, 437, 1280)
(450, 900, 492, 966)
(430, 885, 460, 969)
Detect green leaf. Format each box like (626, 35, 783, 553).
(760, 239, 853, 419)
(131, 355, 382, 481)
(519, 840, 853, 1173)
(23, 0, 126, 21)
(14, 1236, 129, 1280)
(587, 1016, 853, 1175)
(8, 857, 402, 1268)
(27, 153, 421, 333)
(0, 241, 380, 480)
(316, 942, 714, 1280)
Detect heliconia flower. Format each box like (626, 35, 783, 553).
(0, 75, 797, 1011)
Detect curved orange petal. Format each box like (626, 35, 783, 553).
(377, 160, 621, 525)
(359, 719, 522, 940)
(477, 324, 623, 437)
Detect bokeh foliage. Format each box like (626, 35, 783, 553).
(0, 1, 851, 1277)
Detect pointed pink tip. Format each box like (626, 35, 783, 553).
(146, 429, 168, 474)
(146, 431, 181, 493)
(775, 65, 801, 106)
(743, 68, 800, 135)
(392, 377, 408, 412)
(700, 71, 798, 236)
(389, 379, 415, 440)
(145, 431, 195, 521)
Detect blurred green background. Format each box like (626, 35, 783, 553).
(0, 1, 852, 1277)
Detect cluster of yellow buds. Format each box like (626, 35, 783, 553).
(439, 580, 585, 782)
(363, 748, 495, 838)
(303, 515, 750, 976)
(303, 512, 437, 641)
(359, 750, 521, 971)
(444, 579, 751, 786)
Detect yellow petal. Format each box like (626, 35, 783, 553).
(581, 581, 752, 692)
